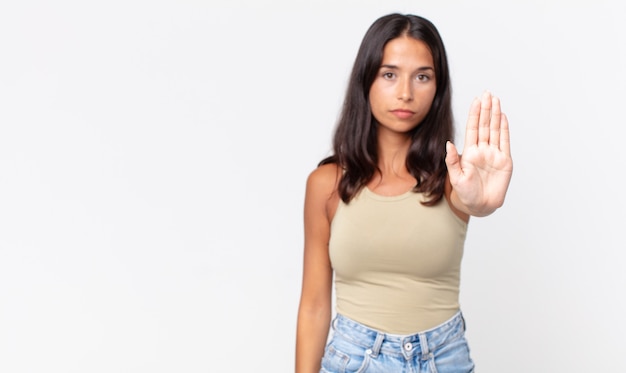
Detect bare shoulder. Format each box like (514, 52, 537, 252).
(305, 162, 342, 222)
(306, 163, 341, 195)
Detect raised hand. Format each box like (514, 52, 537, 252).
(445, 91, 513, 217)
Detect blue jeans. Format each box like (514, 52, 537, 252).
(320, 312, 474, 373)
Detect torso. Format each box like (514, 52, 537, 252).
(328, 180, 468, 333)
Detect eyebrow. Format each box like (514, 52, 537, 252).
(380, 64, 434, 72)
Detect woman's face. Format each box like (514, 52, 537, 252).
(369, 36, 437, 135)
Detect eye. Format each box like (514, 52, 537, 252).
(382, 72, 395, 79)
(416, 74, 430, 82)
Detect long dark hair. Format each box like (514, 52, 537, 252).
(320, 13, 454, 206)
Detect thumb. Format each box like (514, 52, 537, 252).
(445, 141, 462, 181)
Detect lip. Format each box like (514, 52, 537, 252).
(390, 109, 415, 119)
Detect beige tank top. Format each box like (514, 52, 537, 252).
(329, 187, 467, 334)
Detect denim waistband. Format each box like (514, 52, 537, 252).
(331, 311, 466, 359)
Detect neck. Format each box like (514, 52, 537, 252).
(376, 131, 412, 177)
(369, 137, 416, 195)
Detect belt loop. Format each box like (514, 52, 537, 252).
(369, 332, 384, 358)
(418, 333, 432, 361)
(461, 313, 467, 332)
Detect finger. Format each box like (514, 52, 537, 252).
(500, 112, 511, 156)
(464, 97, 480, 147)
(489, 95, 502, 148)
(445, 141, 462, 181)
(478, 91, 492, 145)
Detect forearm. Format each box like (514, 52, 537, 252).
(295, 307, 331, 373)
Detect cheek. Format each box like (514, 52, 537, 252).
(421, 88, 437, 109)
(368, 89, 383, 112)
(369, 83, 393, 107)
(368, 84, 380, 103)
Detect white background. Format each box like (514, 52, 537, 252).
(1, 1, 624, 372)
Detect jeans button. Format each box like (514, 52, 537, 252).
(404, 342, 412, 351)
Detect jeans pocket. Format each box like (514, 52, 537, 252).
(430, 335, 474, 373)
(321, 337, 371, 373)
(321, 345, 350, 373)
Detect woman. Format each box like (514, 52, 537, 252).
(295, 13, 512, 373)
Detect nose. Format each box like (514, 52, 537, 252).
(397, 77, 413, 101)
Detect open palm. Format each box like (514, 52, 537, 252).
(446, 91, 513, 216)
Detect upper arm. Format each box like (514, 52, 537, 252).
(298, 164, 340, 312)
